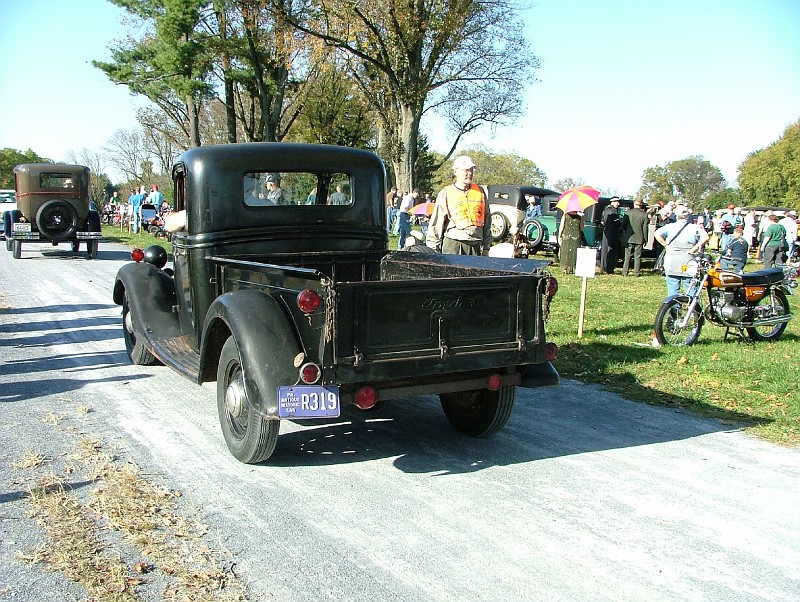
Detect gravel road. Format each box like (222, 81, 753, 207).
(1, 241, 799, 601)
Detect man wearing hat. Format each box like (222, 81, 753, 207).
(265, 174, 286, 205)
(654, 205, 709, 296)
(426, 155, 492, 255)
(600, 196, 622, 274)
(620, 198, 649, 277)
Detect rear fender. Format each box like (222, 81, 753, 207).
(113, 261, 180, 341)
(202, 291, 302, 419)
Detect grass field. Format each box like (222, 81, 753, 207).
(106, 226, 800, 446)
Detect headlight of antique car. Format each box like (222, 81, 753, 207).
(682, 260, 699, 277)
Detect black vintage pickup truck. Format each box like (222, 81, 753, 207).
(114, 143, 559, 463)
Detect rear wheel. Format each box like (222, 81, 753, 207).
(11, 240, 21, 259)
(86, 239, 99, 259)
(490, 212, 509, 241)
(217, 336, 280, 463)
(654, 299, 703, 346)
(440, 385, 516, 437)
(72, 241, 80, 252)
(747, 289, 790, 341)
(122, 293, 159, 365)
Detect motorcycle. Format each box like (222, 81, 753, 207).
(654, 253, 797, 347)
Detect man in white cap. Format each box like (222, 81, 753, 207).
(425, 155, 492, 255)
(653, 205, 708, 297)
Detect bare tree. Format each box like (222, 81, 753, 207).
(103, 130, 150, 183)
(277, 0, 539, 192)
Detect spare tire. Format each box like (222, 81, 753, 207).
(36, 200, 78, 241)
(520, 218, 546, 248)
(490, 212, 509, 241)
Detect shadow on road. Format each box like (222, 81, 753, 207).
(265, 378, 750, 473)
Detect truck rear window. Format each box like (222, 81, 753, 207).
(243, 171, 352, 207)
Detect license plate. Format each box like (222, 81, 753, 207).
(278, 385, 340, 419)
(76, 231, 102, 239)
(12, 223, 31, 232)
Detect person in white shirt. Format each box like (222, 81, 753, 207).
(396, 188, 419, 249)
(778, 210, 798, 261)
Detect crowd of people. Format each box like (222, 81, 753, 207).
(548, 193, 798, 297)
(101, 184, 171, 234)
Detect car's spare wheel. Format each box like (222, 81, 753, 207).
(36, 200, 78, 240)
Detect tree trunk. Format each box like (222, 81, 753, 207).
(392, 104, 421, 194)
(187, 95, 201, 147)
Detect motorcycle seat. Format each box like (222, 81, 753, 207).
(741, 268, 785, 286)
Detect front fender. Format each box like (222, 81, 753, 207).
(662, 293, 692, 305)
(202, 291, 302, 419)
(113, 261, 180, 341)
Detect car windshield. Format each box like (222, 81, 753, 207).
(242, 171, 352, 207)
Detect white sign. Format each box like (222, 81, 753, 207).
(574, 247, 597, 278)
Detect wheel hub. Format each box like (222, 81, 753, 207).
(225, 374, 246, 419)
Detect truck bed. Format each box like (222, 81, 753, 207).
(210, 250, 552, 389)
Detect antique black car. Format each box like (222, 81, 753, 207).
(5, 164, 101, 259)
(114, 143, 559, 463)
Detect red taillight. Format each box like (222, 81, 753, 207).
(299, 363, 320, 384)
(131, 248, 145, 262)
(546, 276, 558, 297)
(354, 386, 377, 410)
(487, 373, 502, 391)
(544, 342, 558, 361)
(297, 289, 321, 313)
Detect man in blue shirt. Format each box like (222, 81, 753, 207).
(129, 186, 145, 234)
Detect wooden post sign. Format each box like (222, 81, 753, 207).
(574, 247, 597, 338)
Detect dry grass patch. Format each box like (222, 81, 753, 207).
(23, 475, 139, 601)
(12, 449, 47, 469)
(17, 433, 248, 601)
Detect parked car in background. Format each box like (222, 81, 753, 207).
(486, 185, 561, 251)
(0, 189, 17, 239)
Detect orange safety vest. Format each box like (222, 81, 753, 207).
(444, 184, 485, 230)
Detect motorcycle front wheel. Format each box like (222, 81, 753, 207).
(654, 299, 704, 347)
(746, 289, 790, 341)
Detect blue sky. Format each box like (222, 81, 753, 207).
(1, 0, 798, 196)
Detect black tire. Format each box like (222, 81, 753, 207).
(35, 200, 78, 241)
(490, 212, 509, 242)
(440, 385, 516, 437)
(217, 337, 280, 463)
(122, 293, 159, 365)
(5, 237, 11, 252)
(11, 240, 21, 259)
(72, 241, 81, 252)
(148, 225, 160, 236)
(746, 289, 790, 341)
(86, 239, 99, 259)
(521, 218, 546, 248)
(654, 299, 704, 347)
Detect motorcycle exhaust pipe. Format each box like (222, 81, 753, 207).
(747, 314, 793, 327)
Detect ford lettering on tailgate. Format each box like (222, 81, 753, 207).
(278, 385, 340, 419)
